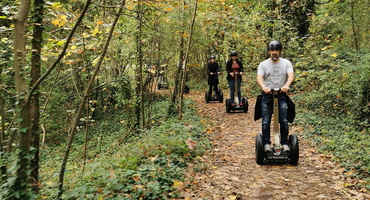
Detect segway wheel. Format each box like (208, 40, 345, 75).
(205, 91, 210, 103)
(255, 134, 265, 165)
(242, 97, 248, 113)
(218, 90, 223, 103)
(225, 98, 231, 113)
(289, 134, 299, 165)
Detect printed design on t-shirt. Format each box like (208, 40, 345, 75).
(270, 67, 284, 85)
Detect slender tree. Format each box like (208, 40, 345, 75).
(179, 0, 198, 119)
(135, 0, 144, 131)
(12, 0, 32, 198)
(350, 0, 359, 52)
(169, 0, 185, 116)
(30, 0, 45, 193)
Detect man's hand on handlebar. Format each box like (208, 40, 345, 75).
(281, 86, 289, 93)
(263, 86, 271, 94)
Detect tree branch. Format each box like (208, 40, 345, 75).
(27, 0, 92, 102)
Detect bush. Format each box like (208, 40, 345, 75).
(293, 51, 370, 190)
(38, 97, 210, 199)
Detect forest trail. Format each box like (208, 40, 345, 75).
(178, 91, 369, 200)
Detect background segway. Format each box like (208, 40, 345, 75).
(242, 97, 248, 113)
(205, 91, 210, 103)
(205, 90, 223, 103)
(218, 89, 223, 103)
(225, 98, 231, 113)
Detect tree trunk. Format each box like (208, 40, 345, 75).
(169, 0, 185, 116)
(0, 88, 5, 181)
(135, 0, 144, 131)
(0, 89, 4, 150)
(179, 0, 198, 119)
(30, 0, 45, 193)
(13, 0, 32, 197)
(350, 0, 359, 52)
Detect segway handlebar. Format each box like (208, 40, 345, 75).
(270, 88, 281, 92)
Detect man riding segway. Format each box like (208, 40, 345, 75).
(255, 40, 298, 165)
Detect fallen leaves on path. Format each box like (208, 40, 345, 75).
(175, 91, 370, 200)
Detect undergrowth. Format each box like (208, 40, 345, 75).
(292, 51, 370, 191)
(39, 97, 210, 199)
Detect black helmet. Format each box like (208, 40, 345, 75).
(230, 50, 238, 56)
(268, 40, 282, 51)
(210, 55, 216, 59)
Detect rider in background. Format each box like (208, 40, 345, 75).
(256, 40, 295, 152)
(207, 55, 221, 98)
(226, 50, 244, 106)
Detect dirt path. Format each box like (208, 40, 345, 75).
(179, 91, 369, 200)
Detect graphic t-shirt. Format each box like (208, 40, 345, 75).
(257, 58, 293, 89)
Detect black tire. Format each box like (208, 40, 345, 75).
(255, 134, 265, 165)
(226, 98, 231, 113)
(242, 97, 248, 113)
(289, 134, 299, 165)
(205, 91, 210, 103)
(219, 90, 223, 103)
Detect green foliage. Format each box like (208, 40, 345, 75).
(293, 52, 370, 190)
(37, 98, 210, 199)
(0, 150, 37, 200)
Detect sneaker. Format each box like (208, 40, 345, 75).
(264, 144, 271, 152)
(282, 144, 290, 152)
(239, 103, 243, 106)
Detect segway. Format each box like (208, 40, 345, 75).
(225, 72, 248, 113)
(205, 89, 223, 103)
(157, 75, 168, 90)
(255, 88, 299, 165)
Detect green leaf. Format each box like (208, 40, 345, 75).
(19, 127, 28, 133)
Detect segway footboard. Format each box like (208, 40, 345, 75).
(265, 151, 290, 161)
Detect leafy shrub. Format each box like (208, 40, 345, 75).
(38, 97, 210, 199)
(293, 52, 370, 190)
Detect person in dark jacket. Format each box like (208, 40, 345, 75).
(226, 50, 244, 106)
(207, 55, 220, 97)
